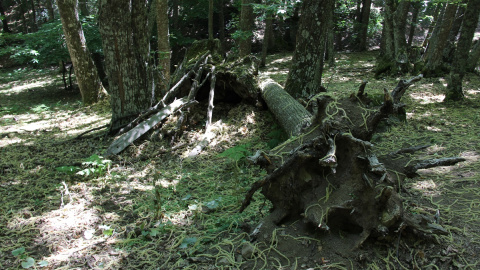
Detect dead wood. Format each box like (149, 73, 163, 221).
(105, 98, 195, 156)
(404, 157, 466, 177)
(240, 73, 460, 247)
(389, 144, 431, 156)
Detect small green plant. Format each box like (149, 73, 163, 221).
(11, 247, 48, 269)
(56, 154, 111, 177)
(218, 143, 252, 168)
(266, 124, 288, 149)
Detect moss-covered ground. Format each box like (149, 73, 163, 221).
(1, 51, 479, 269)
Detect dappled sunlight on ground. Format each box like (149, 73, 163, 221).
(1, 78, 57, 94)
(409, 92, 445, 104)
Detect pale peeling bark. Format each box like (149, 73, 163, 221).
(98, 0, 152, 131)
(57, 0, 104, 105)
(156, 0, 171, 93)
(284, 0, 333, 98)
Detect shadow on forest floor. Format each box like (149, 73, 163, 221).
(1, 52, 479, 269)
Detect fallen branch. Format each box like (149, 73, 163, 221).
(105, 98, 194, 156)
(404, 157, 466, 177)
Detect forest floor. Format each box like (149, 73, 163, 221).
(1, 51, 479, 270)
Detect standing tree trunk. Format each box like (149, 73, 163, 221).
(356, 0, 372, 51)
(392, 0, 409, 72)
(78, 0, 89, 16)
(285, 0, 334, 98)
(238, 0, 254, 57)
(208, 0, 213, 41)
(260, 12, 273, 67)
(156, 0, 170, 94)
(0, 0, 12, 33)
(57, 0, 104, 105)
(376, 0, 411, 76)
(422, 3, 457, 77)
(467, 40, 480, 72)
(218, 0, 225, 49)
(445, 0, 480, 101)
(29, 0, 37, 31)
(407, 2, 421, 48)
(442, 6, 465, 63)
(98, 0, 153, 132)
(46, 0, 55, 21)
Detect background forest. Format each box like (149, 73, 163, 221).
(1, 0, 479, 269)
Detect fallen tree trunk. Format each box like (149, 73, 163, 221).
(242, 74, 465, 247)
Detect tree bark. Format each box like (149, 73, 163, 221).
(356, 0, 372, 51)
(156, 0, 171, 94)
(260, 13, 273, 67)
(442, 6, 465, 63)
(238, 0, 254, 57)
(78, 0, 88, 16)
(208, 0, 214, 41)
(218, 0, 225, 49)
(260, 80, 311, 136)
(422, 3, 457, 77)
(284, 0, 334, 98)
(407, 2, 421, 48)
(46, 0, 55, 21)
(57, 0, 104, 105)
(467, 40, 480, 72)
(0, 0, 12, 33)
(98, 0, 153, 131)
(29, 0, 37, 31)
(445, 0, 480, 101)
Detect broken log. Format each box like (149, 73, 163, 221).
(259, 79, 312, 136)
(105, 98, 194, 156)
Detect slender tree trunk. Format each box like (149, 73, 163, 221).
(284, 0, 334, 98)
(238, 0, 254, 57)
(98, 0, 153, 131)
(357, 0, 372, 51)
(442, 6, 465, 63)
(46, 0, 55, 21)
(422, 3, 457, 77)
(407, 2, 421, 48)
(445, 0, 480, 101)
(172, 0, 179, 32)
(57, 0, 104, 105)
(29, 0, 37, 31)
(218, 0, 225, 48)
(422, 3, 443, 50)
(156, 0, 170, 94)
(467, 40, 480, 72)
(0, 0, 12, 33)
(78, 0, 89, 16)
(208, 0, 213, 41)
(393, 0, 409, 71)
(260, 13, 273, 67)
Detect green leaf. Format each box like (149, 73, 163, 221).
(37, 260, 49, 267)
(149, 229, 159, 237)
(55, 166, 80, 174)
(12, 247, 25, 256)
(103, 229, 114, 236)
(179, 237, 197, 249)
(21, 257, 35, 268)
